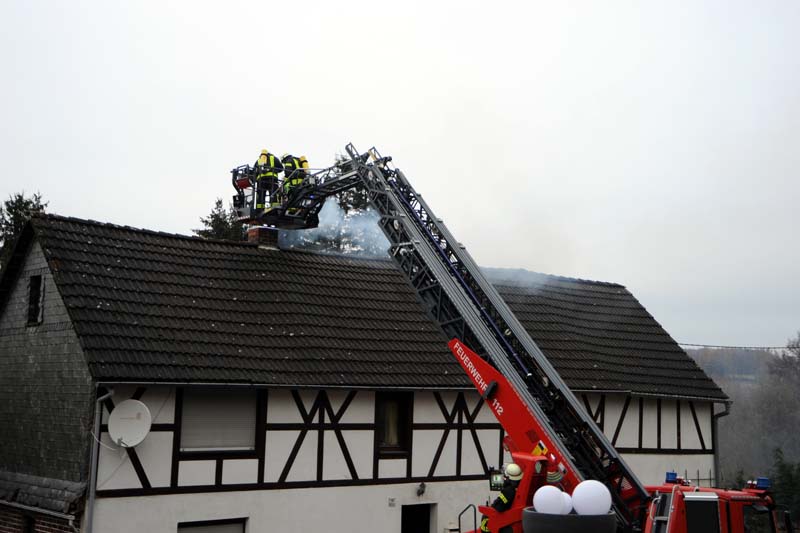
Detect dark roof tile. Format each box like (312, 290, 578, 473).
(27, 214, 725, 399)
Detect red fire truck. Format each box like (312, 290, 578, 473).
(449, 339, 791, 533)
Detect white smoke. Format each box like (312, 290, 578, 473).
(279, 200, 390, 258)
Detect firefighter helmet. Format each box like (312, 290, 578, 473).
(505, 463, 523, 481)
(261, 149, 269, 156)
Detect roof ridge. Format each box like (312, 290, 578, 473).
(33, 212, 398, 266)
(33, 212, 259, 249)
(485, 267, 625, 288)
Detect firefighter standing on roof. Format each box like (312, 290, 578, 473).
(480, 464, 523, 533)
(255, 149, 283, 209)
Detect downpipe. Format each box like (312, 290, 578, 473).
(85, 386, 114, 533)
(712, 401, 731, 487)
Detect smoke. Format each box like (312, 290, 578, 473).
(279, 200, 390, 258)
(482, 267, 554, 288)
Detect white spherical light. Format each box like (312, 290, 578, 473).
(561, 491, 573, 514)
(533, 485, 564, 515)
(572, 480, 612, 515)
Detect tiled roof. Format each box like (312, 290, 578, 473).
(0, 470, 85, 515)
(487, 269, 727, 400)
(31, 215, 463, 388)
(25, 215, 725, 399)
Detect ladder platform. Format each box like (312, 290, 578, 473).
(237, 206, 319, 230)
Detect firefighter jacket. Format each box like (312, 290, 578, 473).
(480, 479, 519, 532)
(256, 152, 283, 181)
(282, 155, 304, 189)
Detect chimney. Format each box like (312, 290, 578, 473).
(247, 226, 280, 249)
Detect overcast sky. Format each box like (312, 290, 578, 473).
(1, 1, 798, 347)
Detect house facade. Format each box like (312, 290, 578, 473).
(0, 215, 727, 533)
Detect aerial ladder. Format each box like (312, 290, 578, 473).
(231, 145, 786, 533)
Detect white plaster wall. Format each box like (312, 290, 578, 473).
(96, 435, 141, 491)
(284, 432, 318, 482)
(603, 395, 637, 448)
(179, 461, 216, 486)
(471, 399, 497, 423)
(460, 431, 486, 475)
(378, 459, 407, 478)
(341, 431, 373, 479)
(661, 401, 678, 448)
(696, 402, 712, 449)
(641, 399, 658, 449)
(91, 480, 495, 533)
(223, 459, 259, 485)
(679, 402, 711, 450)
(267, 389, 304, 423)
(414, 391, 452, 422)
(412, 430, 443, 478)
(97, 387, 500, 491)
(100, 386, 175, 424)
(432, 432, 458, 477)
(580, 394, 713, 452)
(332, 390, 374, 423)
(97, 386, 175, 490)
(621, 452, 715, 487)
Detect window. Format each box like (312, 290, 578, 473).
(684, 494, 720, 533)
(376, 392, 412, 457)
(27, 275, 43, 325)
(180, 389, 256, 452)
(177, 518, 246, 533)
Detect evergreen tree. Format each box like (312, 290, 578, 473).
(771, 449, 800, 524)
(0, 192, 48, 270)
(193, 198, 244, 241)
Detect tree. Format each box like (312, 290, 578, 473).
(713, 335, 800, 486)
(333, 153, 370, 214)
(193, 198, 244, 241)
(0, 192, 48, 270)
(771, 448, 800, 522)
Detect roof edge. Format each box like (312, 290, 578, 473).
(0, 221, 36, 319)
(31, 212, 259, 249)
(571, 388, 730, 403)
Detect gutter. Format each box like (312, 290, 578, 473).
(0, 501, 77, 532)
(85, 386, 114, 533)
(571, 388, 731, 404)
(712, 401, 732, 486)
(95, 381, 475, 391)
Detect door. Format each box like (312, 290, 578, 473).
(402, 504, 432, 533)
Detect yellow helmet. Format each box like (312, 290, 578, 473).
(260, 149, 269, 156)
(299, 155, 307, 162)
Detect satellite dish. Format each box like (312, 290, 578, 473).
(108, 399, 152, 447)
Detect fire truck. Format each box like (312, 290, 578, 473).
(231, 145, 792, 533)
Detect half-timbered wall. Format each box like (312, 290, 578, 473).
(579, 392, 716, 485)
(93, 385, 503, 532)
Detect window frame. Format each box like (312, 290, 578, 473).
(177, 387, 262, 460)
(177, 517, 247, 532)
(375, 391, 413, 459)
(27, 274, 44, 325)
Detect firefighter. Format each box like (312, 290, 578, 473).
(255, 149, 283, 209)
(281, 153, 305, 204)
(480, 463, 523, 533)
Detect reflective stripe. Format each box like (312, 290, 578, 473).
(498, 493, 508, 504)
